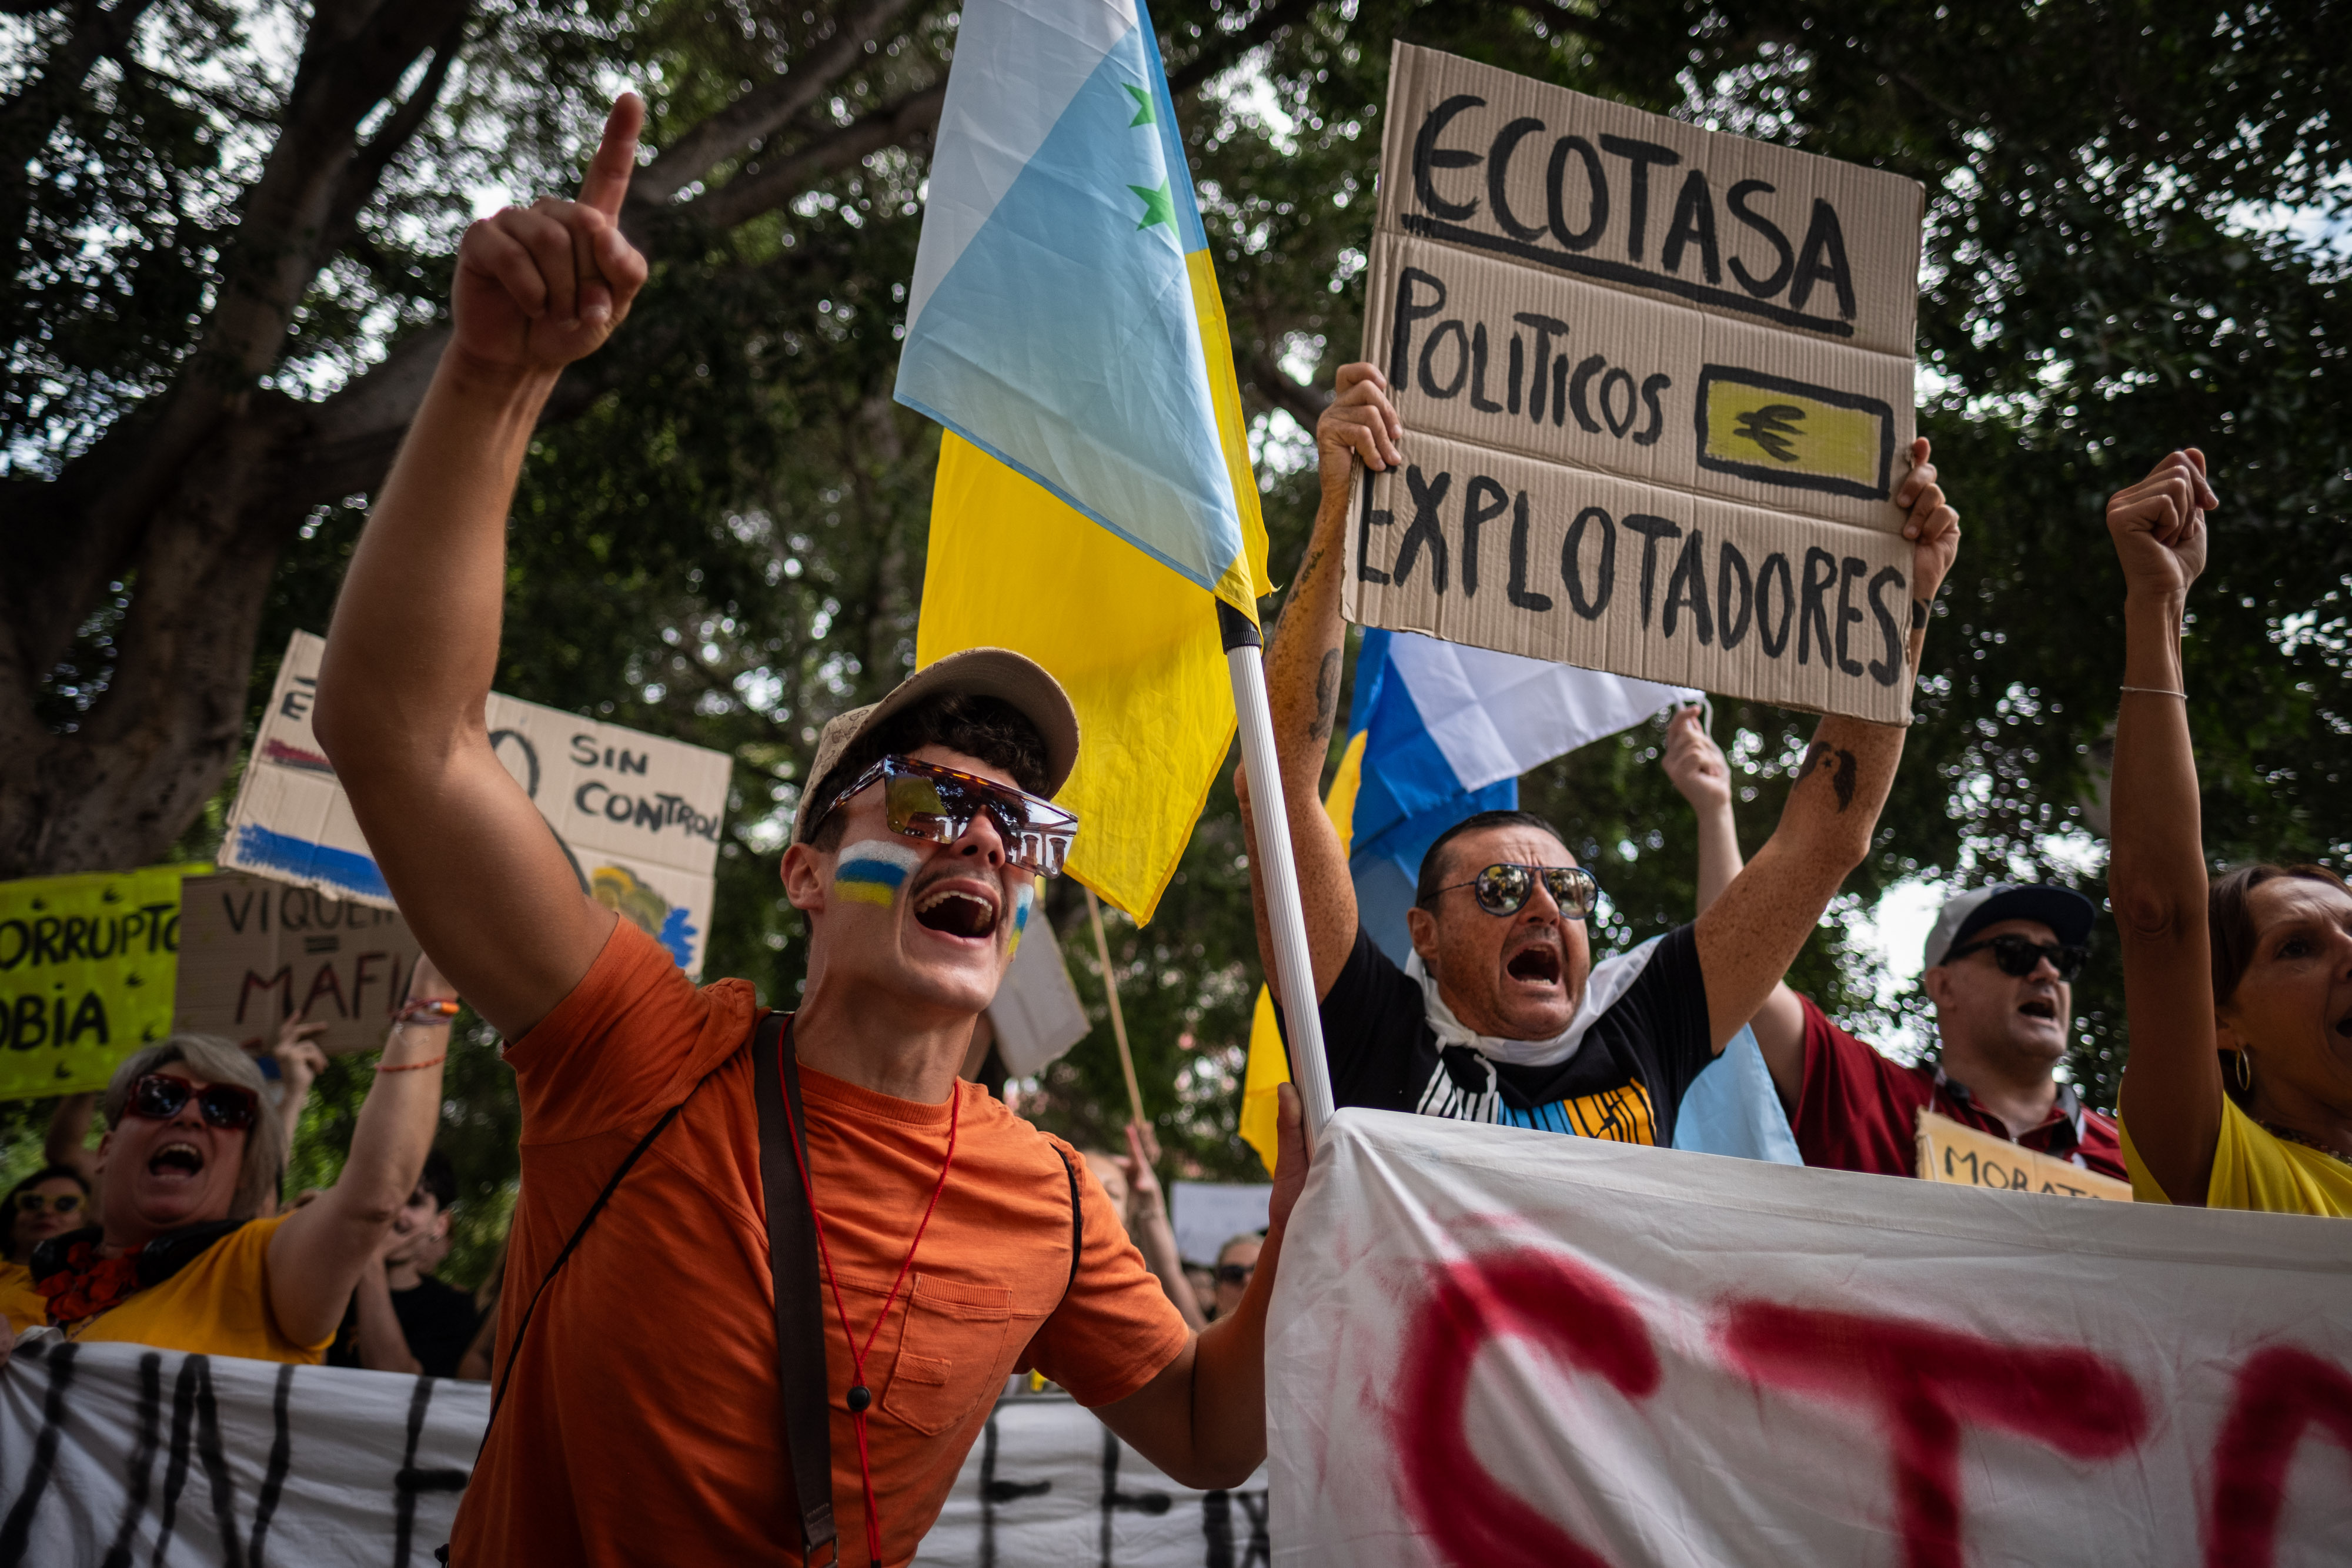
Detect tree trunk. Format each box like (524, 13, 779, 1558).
(0, 0, 1310, 883)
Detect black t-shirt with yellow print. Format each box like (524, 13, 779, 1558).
(1277, 924, 1715, 1145)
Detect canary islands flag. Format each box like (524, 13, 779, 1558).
(901, 0, 1268, 923)
(894, 0, 1262, 619)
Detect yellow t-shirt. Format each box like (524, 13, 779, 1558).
(0, 1260, 48, 1335)
(2122, 1095, 2352, 1218)
(61, 1213, 336, 1363)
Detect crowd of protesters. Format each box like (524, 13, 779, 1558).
(0, 89, 2341, 1568)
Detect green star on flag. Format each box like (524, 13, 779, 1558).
(1123, 83, 1155, 126)
(1128, 179, 1174, 232)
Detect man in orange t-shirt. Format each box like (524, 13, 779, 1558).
(315, 95, 1305, 1567)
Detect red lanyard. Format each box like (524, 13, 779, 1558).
(776, 1033, 961, 1567)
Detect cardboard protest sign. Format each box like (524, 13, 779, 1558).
(0, 865, 199, 1099)
(1271, 1111, 2348, 1566)
(1915, 1108, 2133, 1202)
(1345, 46, 1925, 722)
(983, 907, 1090, 1079)
(219, 631, 732, 975)
(171, 871, 427, 1055)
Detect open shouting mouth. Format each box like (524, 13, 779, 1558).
(914, 884, 1000, 940)
(148, 1141, 205, 1183)
(2019, 998, 2057, 1022)
(1506, 942, 1563, 985)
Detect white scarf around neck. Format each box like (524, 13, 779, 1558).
(1405, 937, 1663, 1069)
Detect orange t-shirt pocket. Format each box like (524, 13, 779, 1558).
(882, 1273, 1017, 1436)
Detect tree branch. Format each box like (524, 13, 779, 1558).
(669, 80, 947, 235)
(1167, 0, 1324, 96)
(628, 0, 926, 212)
(319, 14, 468, 260)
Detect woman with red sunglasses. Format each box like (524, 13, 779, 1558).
(0, 956, 457, 1366)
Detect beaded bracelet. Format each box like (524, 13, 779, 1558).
(377, 1055, 446, 1073)
(395, 998, 460, 1026)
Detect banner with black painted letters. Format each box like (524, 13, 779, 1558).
(0, 1339, 1265, 1567)
(0, 1335, 481, 1568)
(1346, 45, 1925, 723)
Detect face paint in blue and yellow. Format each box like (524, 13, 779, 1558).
(832, 840, 923, 908)
(1006, 877, 1037, 955)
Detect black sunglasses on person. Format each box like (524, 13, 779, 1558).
(1215, 1262, 1255, 1288)
(1417, 862, 1601, 920)
(1945, 934, 2088, 982)
(817, 755, 1078, 877)
(124, 1074, 261, 1132)
(12, 1191, 83, 1216)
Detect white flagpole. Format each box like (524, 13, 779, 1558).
(1218, 600, 1337, 1150)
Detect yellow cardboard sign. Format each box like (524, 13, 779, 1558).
(0, 865, 205, 1100)
(1915, 1108, 2133, 1202)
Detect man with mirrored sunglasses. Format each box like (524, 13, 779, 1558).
(1243, 360, 1962, 1151)
(315, 98, 1305, 1566)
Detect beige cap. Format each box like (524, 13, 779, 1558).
(790, 647, 1080, 844)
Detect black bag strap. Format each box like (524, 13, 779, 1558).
(1056, 1147, 1083, 1299)
(480, 1069, 709, 1445)
(754, 1011, 838, 1565)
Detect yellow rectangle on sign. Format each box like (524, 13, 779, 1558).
(1696, 366, 1894, 503)
(0, 865, 205, 1099)
(1915, 1109, 2133, 1202)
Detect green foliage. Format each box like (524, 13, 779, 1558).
(8, 0, 2348, 1211)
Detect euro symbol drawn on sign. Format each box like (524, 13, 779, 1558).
(1733, 404, 1808, 463)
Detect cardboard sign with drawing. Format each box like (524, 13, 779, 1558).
(1346, 45, 1925, 722)
(219, 631, 732, 975)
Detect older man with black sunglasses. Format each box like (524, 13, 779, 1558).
(1244, 360, 1962, 1151)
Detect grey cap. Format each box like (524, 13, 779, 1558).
(1922, 884, 2097, 971)
(789, 647, 1080, 844)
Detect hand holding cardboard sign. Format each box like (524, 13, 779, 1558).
(452, 93, 650, 372)
(1317, 362, 1403, 510)
(1892, 437, 1962, 609)
(2104, 449, 2216, 602)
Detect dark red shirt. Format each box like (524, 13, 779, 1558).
(1790, 995, 2127, 1183)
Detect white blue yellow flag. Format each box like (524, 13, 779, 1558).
(894, 0, 1262, 616)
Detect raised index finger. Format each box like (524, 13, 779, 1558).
(577, 92, 646, 219)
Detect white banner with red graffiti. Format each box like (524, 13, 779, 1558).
(1266, 1109, 2352, 1568)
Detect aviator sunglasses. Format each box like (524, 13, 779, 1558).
(1944, 934, 2088, 982)
(821, 755, 1078, 877)
(1419, 862, 1601, 920)
(125, 1074, 260, 1132)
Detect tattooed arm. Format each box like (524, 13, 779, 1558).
(1237, 363, 1402, 999)
(1693, 439, 1960, 1056)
